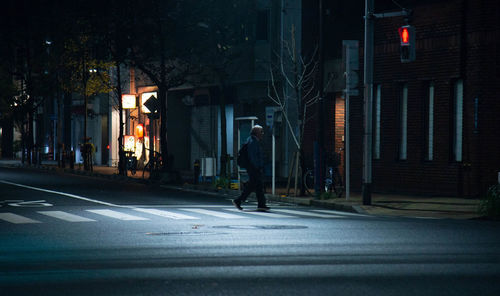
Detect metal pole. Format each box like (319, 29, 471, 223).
(237, 124, 241, 191)
(363, 0, 374, 205)
(345, 47, 351, 200)
(315, 0, 325, 197)
(272, 132, 276, 195)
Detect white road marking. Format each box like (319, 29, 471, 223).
(0, 213, 41, 224)
(180, 208, 246, 219)
(224, 208, 295, 218)
(0, 180, 124, 207)
(86, 209, 149, 221)
(272, 209, 346, 218)
(37, 211, 96, 222)
(9, 200, 53, 207)
(134, 208, 199, 220)
(128, 205, 231, 208)
(311, 209, 367, 217)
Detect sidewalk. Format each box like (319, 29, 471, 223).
(0, 159, 483, 220)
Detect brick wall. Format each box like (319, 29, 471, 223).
(350, 0, 500, 197)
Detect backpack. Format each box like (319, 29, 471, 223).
(237, 143, 250, 168)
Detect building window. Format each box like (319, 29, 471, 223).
(374, 84, 381, 159)
(256, 10, 269, 41)
(453, 79, 463, 162)
(399, 83, 408, 160)
(426, 82, 435, 161)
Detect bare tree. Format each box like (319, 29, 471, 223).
(267, 24, 323, 195)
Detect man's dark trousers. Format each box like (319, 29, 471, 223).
(235, 166, 266, 207)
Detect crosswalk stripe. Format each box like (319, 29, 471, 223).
(86, 209, 149, 221)
(224, 208, 295, 218)
(1, 207, 354, 225)
(180, 208, 246, 219)
(272, 209, 346, 218)
(134, 208, 199, 220)
(0, 213, 41, 224)
(37, 211, 96, 222)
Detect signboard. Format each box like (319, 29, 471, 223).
(265, 107, 280, 128)
(342, 40, 360, 96)
(141, 92, 157, 113)
(124, 135, 135, 152)
(122, 94, 136, 109)
(144, 95, 161, 119)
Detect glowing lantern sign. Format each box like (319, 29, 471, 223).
(135, 124, 144, 139)
(122, 94, 136, 109)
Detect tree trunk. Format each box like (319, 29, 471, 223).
(21, 126, 26, 164)
(27, 110, 34, 165)
(115, 62, 126, 175)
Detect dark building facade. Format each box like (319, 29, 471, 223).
(361, 0, 500, 198)
(303, 0, 500, 198)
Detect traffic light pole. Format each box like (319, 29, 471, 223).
(363, 1, 411, 205)
(363, 0, 374, 205)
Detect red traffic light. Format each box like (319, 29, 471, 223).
(398, 25, 415, 63)
(399, 27, 409, 44)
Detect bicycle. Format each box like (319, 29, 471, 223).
(124, 151, 137, 175)
(142, 148, 163, 180)
(303, 152, 344, 198)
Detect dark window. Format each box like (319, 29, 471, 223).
(449, 79, 463, 162)
(398, 83, 408, 160)
(256, 10, 269, 41)
(423, 81, 434, 161)
(374, 84, 381, 159)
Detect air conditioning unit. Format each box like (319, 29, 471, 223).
(201, 157, 216, 177)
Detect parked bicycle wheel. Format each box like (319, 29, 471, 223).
(126, 156, 137, 175)
(303, 169, 313, 194)
(324, 178, 333, 193)
(332, 169, 343, 198)
(142, 161, 149, 179)
(142, 149, 163, 180)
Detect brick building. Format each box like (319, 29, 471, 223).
(303, 0, 500, 198)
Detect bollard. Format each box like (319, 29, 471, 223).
(69, 151, 75, 169)
(194, 159, 200, 184)
(61, 150, 66, 168)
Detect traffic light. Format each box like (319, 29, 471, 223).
(398, 25, 415, 63)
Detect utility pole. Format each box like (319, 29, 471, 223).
(363, 0, 412, 205)
(315, 0, 325, 197)
(363, 0, 374, 205)
(363, 1, 411, 205)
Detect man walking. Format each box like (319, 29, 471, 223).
(232, 125, 270, 211)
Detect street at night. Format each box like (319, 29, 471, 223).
(2, 0, 500, 295)
(1, 167, 499, 295)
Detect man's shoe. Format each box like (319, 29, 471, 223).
(257, 206, 270, 212)
(232, 200, 243, 210)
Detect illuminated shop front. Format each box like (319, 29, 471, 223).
(121, 89, 160, 166)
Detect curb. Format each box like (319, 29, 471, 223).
(311, 199, 362, 214)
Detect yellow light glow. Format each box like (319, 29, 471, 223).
(135, 124, 144, 138)
(122, 94, 136, 109)
(141, 92, 157, 113)
(124, 136, 135, 152)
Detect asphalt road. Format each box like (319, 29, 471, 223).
(1, 167, 499, 295)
